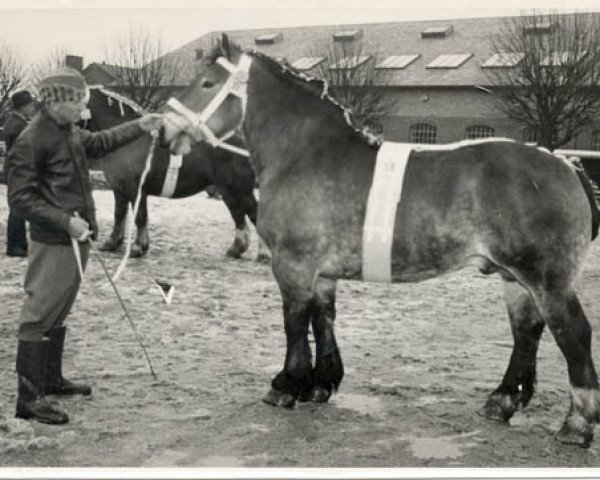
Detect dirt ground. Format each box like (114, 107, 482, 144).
(1, 185, 600, 469)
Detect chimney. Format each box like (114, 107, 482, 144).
(65, 55, 83, 72)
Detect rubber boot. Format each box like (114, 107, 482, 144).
(46, 326, 92, 396)
(16, 339, 69, 424)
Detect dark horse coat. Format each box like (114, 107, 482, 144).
(84, 86, 267, 261)
(162, 35, 600, 447)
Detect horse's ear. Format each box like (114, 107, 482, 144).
(221, 33, 231, 60)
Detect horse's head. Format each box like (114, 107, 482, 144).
(163, 33, 249, 155)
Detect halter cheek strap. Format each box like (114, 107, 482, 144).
(165, 54, 252, 158)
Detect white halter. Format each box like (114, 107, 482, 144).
(166, 54, 252, 157)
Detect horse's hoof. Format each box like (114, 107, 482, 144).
(226, 247, 242, 259)
(483, 392, 516, 423)
(555, 412, 594, 448)
(310, 387, 331, 403)
(98, 240, 121, 252)
(262, 388, 296, 409)
(556, 423, 593, 448)
(130, 246, 144, 258)
(297, 391, 311, 403)
(255, 253, 271, 264)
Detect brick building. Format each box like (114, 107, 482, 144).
(156, 13, 600, 150)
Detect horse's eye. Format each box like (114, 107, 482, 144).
(201, 79, 215, 89)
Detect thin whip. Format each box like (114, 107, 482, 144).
(89, 239, 157, 378)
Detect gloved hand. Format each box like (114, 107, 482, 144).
(139, 113, 164, 132)
(67, 214, 92, 242)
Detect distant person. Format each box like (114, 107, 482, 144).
(4, 90, 37, 257)
(7, 67, 164, 425)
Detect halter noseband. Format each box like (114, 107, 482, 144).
(165, 54, 252, 158)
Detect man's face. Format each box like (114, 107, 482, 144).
(48, 98, 87, 125)
(22, 102, 37, 118)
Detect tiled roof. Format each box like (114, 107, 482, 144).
(83, 62, 138, 84)
(158, 13, 600, 87)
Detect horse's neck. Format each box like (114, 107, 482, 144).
(245, 65, 356, 181)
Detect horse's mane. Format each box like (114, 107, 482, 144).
(87, 84, 145, 117)
(204, 43, 382, 149)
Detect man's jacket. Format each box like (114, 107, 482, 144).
(3, 111, 29, 183)
(7, 107, 144, 245)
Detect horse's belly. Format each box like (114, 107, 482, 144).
(389, 232, 475, 282)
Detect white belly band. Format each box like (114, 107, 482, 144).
(362, 141, 412, 282)
(160, 154, 183, 198)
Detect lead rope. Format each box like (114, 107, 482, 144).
(112, 130, 158, 282)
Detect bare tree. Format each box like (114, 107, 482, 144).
(29, 45, 71, 87)
(485, 11, 600, 150)
(102, 24, 183, 111)
(0, 42, 27, 123)
(309, 37, 390, 129)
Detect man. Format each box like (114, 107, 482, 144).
(4, 90, 37, 257)
(7, 67, 163, 425)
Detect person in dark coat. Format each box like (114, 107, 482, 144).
(4, 90, 37, 257)
(7, 67, 164, 425)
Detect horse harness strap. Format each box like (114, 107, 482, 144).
(160, 154, 183, 198)
(362, 142, 412, 283)
(165, 54, 252, 158)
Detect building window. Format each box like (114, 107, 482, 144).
(366, 121, 383, 135)
(329, 55, 371, 70)
(523, 127, 538, 144)
(255, 33, 284, 45)
(410, 123, 437, 144)
(333, 30, 363, 42)
(540, 51, 585, 67)
(523, 128, 559, 145)
(465, 125, 495, 139)
(421, 25, 454, 39)
(481, 52, 525, 68)
(523, 21, 554, 34)
(592, 131, 600, 151)
(375, 54, 420, 70)
(292, 56, 325, 71)
(426, 53, 473, 69)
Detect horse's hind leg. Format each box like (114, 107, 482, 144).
(131, 194, 149, 258)
(220, 189, 249, 258)
(309, 277, 344, 403)
(99, 190, 128, 252)
(484, 280, 545, 422)
(532, 287, 600, 447)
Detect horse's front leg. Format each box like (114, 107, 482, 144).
(310, 277, 344, 403)
(263, 257, 314, 408)
(484, 280, 545, 422)
(220, 189, 249, 259)
(131, 194, 149, 258)
(99, 190, 128, 252)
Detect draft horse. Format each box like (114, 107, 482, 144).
(162, 34, 600, 447)
(84, 85, 268, 261)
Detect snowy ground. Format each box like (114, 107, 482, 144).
(1, 186, 600, 468)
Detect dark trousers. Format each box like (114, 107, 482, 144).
(7, 211, 28, 251)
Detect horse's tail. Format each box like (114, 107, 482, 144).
(570, 157, 600, 241)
